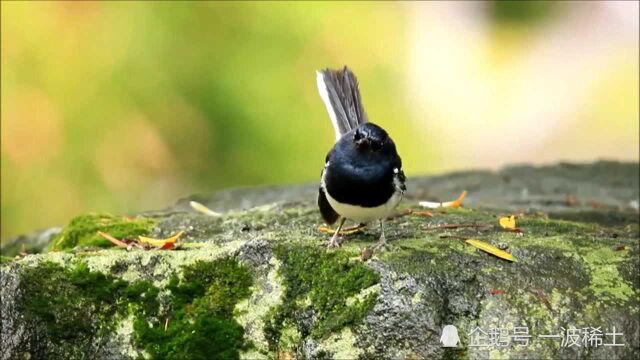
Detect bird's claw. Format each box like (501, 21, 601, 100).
(374, 235, 387, 252)
(374, 242, 387, 252)
(327, 236, 341, 248)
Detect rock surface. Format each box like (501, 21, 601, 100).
(1, 161, 639, 359)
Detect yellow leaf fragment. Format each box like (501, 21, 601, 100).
(465, 239, 516, 262)
(499, 215, 517, 229)
(189, 201, 222, 217)
(419, 191, 467, 209)
(317, 224, 365, 235)
(138, 231, 184, 249)
(445, 190, 467, 208)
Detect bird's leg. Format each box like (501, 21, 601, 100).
(374, 219, 387, 251)
(327, 217, 346, 248)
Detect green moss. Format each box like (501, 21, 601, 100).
(15, 257, 255, 359)
(384, 236, 483, 279)
(264, 245, 379, 351)
(518, 217, 597, 235)
(134, 258, 253, 360)
(582, 247, 636, 303)
(16, 261, 158, 358)
(49, 213, 156, 251)
(548, 210, 640, 227)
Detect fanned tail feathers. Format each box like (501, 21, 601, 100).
(316, 66, 368, 142)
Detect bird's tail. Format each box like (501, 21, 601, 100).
(316, 66, 369, 142)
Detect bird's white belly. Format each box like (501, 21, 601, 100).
(324, 188, 402, 223)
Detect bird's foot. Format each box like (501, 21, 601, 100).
(374, 234, 387, 252)
(327, 235, 341, 248)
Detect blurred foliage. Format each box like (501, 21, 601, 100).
(1, 2, 413, 239)
(1, 1, 638, 240)
(489, 0, 557, 24)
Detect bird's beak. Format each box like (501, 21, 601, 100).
(355, 137, 371, 149)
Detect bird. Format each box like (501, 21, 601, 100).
(316, 66, 406, 249)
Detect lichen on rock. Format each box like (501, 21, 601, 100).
(263, 244, 379, 356)
(1, 162, 638, 359)
(1, 255, 256, 360)
(134, 258, 253, 359)
(2, 260, 158, 359)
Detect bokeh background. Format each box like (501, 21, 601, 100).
(2, 1, 638, 241)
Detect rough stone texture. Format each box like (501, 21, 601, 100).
(1, 161, 639, 360)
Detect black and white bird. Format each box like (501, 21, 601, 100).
(316, 66, 406, 248)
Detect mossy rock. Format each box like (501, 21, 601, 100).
(1, 161, 639, 359)
(48, 213, 156, 251)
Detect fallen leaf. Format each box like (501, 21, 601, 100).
(498, 215, 525, 234)
(98, 231, 129, 248)
(318, 224, 366, 235)
(419, 191, 467, 209)
(565, 194, 577, 207)
(425, 223, 490, 230)
(402, 209, 434, 217)
(138, 231, 184, 249)
(531, 290, 553, 312)
(447, 190, 468, 208)
(411, 210, 434, 217)
(490, 289, 505, 296)
(388, 208, 427, 220)
(465, 239, 516, 262)
(499, 215, 517, 229)
(189, 201, 222, 217)
(588, 201, 605, 209)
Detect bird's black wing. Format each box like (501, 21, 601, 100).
(318, 187, 340, 225)
(316, 66, 369, 141)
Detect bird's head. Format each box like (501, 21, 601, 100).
(352, 123, 390, 152)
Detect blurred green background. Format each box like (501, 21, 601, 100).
(2, 1, 638, 240)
